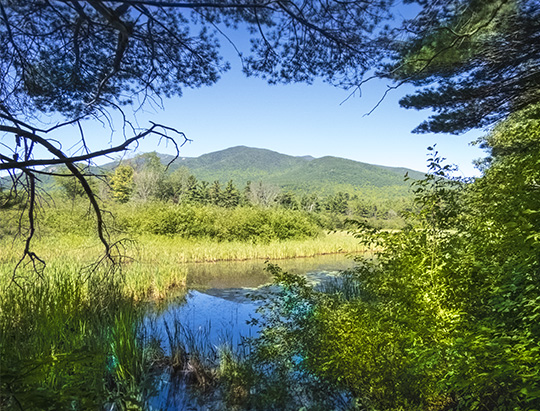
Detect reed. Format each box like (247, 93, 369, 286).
(163, 319, 219, 388)
(0, 231, 363, 299)
(0, 263, 152, 409)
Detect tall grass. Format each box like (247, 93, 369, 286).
(0, 199, 365, 409)
(133, 231, 364, 263)
(0, 231, 363, 298)
(0, 264, 152, 409)
(163, 319, 219, 388)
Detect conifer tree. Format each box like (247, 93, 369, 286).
(109, 165, 134, 204)
(223, 180, 241, 208)
(209, 180, 223, 206)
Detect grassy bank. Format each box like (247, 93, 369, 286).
(0, 261, 147, 409)
(0, 203, 365, 409)
(0, 231, 364, 299)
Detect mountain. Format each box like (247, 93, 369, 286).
(170, 146, 424, 199)
(1, 146, 425, 200)
(171, 146, 310, 183)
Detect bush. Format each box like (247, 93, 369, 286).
(244, 134, 540, 410)
(111, 203, 322, 243)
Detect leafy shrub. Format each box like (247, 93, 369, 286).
(245, 131, 540, 410)
(111, 203, 322, 243)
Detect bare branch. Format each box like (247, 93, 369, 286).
(0, 124, 187, 170)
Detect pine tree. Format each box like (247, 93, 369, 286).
(223, 180, 240, 208)
(388, 0, 540, 134)
(195, 181, 210, 205)
(109, 165, 134, 203)
(209, 180, 223, 206)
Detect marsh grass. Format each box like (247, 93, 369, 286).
(0, 231, 363, 298)
(0, 266, 147, 409)
(0, 203, 363, 409)
(129, 231, 364, 263)
(158, 319, 265, 408)
(163, 320, 220, 388)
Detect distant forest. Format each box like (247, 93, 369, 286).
(40, 150, 418, 231)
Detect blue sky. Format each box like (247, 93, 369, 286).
(120, 3, 487, 178)
(109, 64, 486, 177)
(52, 10, 487, 179)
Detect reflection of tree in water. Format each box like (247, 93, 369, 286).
(185, 253, 355, 290)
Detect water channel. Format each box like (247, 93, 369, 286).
(146, 253, 356, 410)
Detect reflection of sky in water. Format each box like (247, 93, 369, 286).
(157, 290, 260, 348)
(146, 254, 356, 410)
(148, 290, 260, 410)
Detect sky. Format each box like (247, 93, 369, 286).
(38, 6, 487, 179)
(107, 63, 486, 178)
(110, 3, 487, 178)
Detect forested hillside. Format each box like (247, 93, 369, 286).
(170, 146, 425, 198)
(4, 146, 424, 203)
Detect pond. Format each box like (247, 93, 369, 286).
(146, 253, 356, 410)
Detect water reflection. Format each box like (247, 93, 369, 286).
(148, 254, 356, 410)
(186, 253, 356, 290)
(156, 290, 259, 347)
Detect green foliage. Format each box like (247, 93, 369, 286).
(222, 263, 345, 410)
(0, 198, 97, 238)
(209, 180, 224, 206)
(222, 180, 241, 208)
(0, 180, 25, 210)
(161, 166, 191, 203)
(300, 193, 320, 213)
(324, 191, 349, 214)
(0, 268, 158, 410)
(277, 191, 299, 210)
(53, 164, 97, 201)
(245, 118, 540, 409)
(170, 146, 423, 201)
(114, 203, 321, 243)
(43, 146, 415, 229)
(390, 0, 539, 133)
(109, 165, 134, 203)
(41, 201, 96, 236)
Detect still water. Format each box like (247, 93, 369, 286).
(146, 254, 356, 410)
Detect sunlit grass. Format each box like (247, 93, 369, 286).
(132, 231, 364, 262)
(0, 231, 364, 299)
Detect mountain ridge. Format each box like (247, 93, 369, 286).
(1, 146, 426, 200)
(166, 146, 424, 199)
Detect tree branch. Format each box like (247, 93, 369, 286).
(0, 124, 187, 170)
(74, 0, 276, 10)
(0, 122, 187, 267)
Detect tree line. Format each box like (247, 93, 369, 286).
(52, 152, 407, 229)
